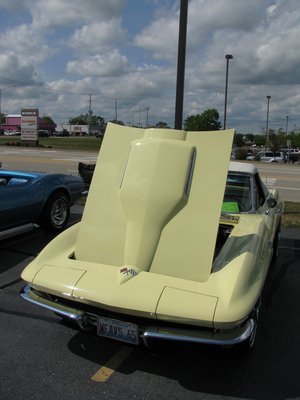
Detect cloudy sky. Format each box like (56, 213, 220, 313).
(0, 0, 300, 133)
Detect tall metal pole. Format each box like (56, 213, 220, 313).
(0, 89, 2, 126)
(114, 98, 118, 121)
(264, 96, 271, 151)
(285, 115, 289, 135)
(223, 54, 233, 130)
(174, 0, 188, 130)
(146, 106, 149, 127)
(88, 94, 92, 136)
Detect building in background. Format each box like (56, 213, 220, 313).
(1, 114, 56, 134)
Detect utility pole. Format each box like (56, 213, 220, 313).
(88, 94, 92, 136)
(223, 54, 233, 130)
(146, 107, 149, 127)
(174, 0, 188, 130)
(0, 89, 2, 126)
(114, 98, 118, 121)
(264, 96, 271, 152)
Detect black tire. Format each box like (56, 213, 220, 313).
(40, 192, 70, 232)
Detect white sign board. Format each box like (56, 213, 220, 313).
(21, 109, 39, 142)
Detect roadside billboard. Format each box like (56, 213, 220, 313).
(21, 109, 39, 145)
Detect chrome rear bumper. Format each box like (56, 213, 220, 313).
(21, 284, 255, 347)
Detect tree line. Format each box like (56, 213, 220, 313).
(3, 110, 299, 149)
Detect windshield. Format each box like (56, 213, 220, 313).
(222, 173, 252, 213)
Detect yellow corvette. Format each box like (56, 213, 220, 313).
(21, 123, 282, 350)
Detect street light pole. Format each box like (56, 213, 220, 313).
(87, 94, 93, 136)
(264, 95, 271, 151)
(174, 0, 188, 130)
(0, 88, 2, 126)
(114, 98, 118, 121)
(223, 54, 233, 130)
(285, 115, 289, 135)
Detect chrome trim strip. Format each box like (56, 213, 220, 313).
(20, 285, 84, 321)
(0, 223, 35, 241)
(184, 147, 196, 197)
(142, 318, 255, 347)
(21, 284, 255, 347)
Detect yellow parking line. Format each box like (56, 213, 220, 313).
(91, 346, 134, 382)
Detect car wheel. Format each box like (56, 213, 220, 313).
(40, 192, 70, 232)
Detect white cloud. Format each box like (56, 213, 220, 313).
(1, 0, 300, 132)
(66, 50, 130, 77)
(67, 20, 126, 54)
(0, 24, 56, 64)
(30, 0, 124, 29)
(133, 15, 179, 61)
(0, 53, 36, 85)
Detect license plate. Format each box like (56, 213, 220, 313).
(97, 316, 139, 345)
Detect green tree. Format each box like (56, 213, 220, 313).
(184, 109, 221, 131)
(41, 116, 55, 124)
(109, 119, 125, 126)
(0, 112, 6, 125)
(234, 147, 248, 160)
(253, 135, 265, 147)
(69, 113, 105, 127)
(268, 130, 281, 153)
(245, 133, 254, 143)
(155, 121, 169, 128)
(69, 115, 87, 125)
(288, 132, 300, 148)
(233, 133, 245, 147)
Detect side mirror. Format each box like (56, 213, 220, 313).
(266, 197, 277, 208)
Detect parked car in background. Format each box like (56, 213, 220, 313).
(4, 130, 16, 136)
(54, 129, 70, 137)
(38, 130, 50, 137)
(0, 169, 84, 240)
(21, 123, 282, 352)
(280, 148, 299, 163)
(247, 150, 286, 163)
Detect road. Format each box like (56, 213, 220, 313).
(0, 147, 98, 175)
(1, 147, 300, 201)
(254, 162, 300, 202)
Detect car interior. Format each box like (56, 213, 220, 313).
(223, 174, 252, 213)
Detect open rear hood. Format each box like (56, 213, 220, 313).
(75, 123, 234, 282)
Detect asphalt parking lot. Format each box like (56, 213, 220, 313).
(1, 206, 300, 400)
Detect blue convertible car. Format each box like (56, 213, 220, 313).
(0, 169, 84, 240)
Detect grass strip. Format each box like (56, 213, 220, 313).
(0, 136, 101, 151)
(282, 201, 300, 228)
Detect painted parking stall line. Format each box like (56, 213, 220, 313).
(91, 346, 134, 382)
